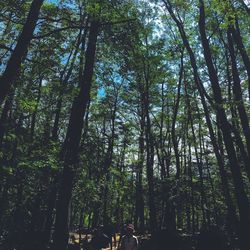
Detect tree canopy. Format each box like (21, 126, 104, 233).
(0, 0, 250, 250)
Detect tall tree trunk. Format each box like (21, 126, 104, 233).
(30, 76, 43, 140)
(103, 93, 117, 226)
(52, 28, 85, 140)
(199, 1, 250, 248)
(227, 27, 250, 159)
(163, 0, 238, 233)
(231, 19, 250, 98)
(143, 60, 157, 233)
(0, 0, 44, 105)
(0, 90, 14, 149)
(185, 82, 208, 226)
(53, 20, 99, 250)
(0, 177, 10, 230)
(145, 102, 157, 233)
(226, 57, 250, 180)
(42, 177, 58, 246)
(171, 52, 183, 179)
(135, 94, 145, 232)
(187, 140, 195, 234)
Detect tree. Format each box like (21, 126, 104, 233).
(0, 0, 44, 105)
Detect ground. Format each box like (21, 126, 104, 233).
(69, 232, 121, 250)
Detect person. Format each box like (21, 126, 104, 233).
(91, 225, 109, 250)
(103, 223, 116, 250)
(119, 224, 139, 250)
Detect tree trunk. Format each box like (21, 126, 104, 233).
(0, 0, 44, 105)
(53, 20, 99, 250)
(30, 76, 43, 140)
(0, 90, 14, 149)
(52, 28, 85, 140)
(225, 48, 250, 180)
(102, 93, 117, 226)
(198, 1, 250, 248)
(185, 82, 208, 226)
(43, 179, 58, 246)
(171, 52, 183, 179)
(143, 61, 157, 233)
(227, 27, 250, 160)
(135, 109, 145, 232)
(231, 19, 250, 99)
(163, 0, 239, 233)
(187, 140, 196, 234)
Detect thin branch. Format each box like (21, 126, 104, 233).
(32, 25, 83, 39)
(32, 18, 137, 39)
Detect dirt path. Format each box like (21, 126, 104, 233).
(69, 232, 121, 250)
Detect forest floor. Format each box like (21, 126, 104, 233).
(69, 232, 122, 250)
(69, 232, 151, 250)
